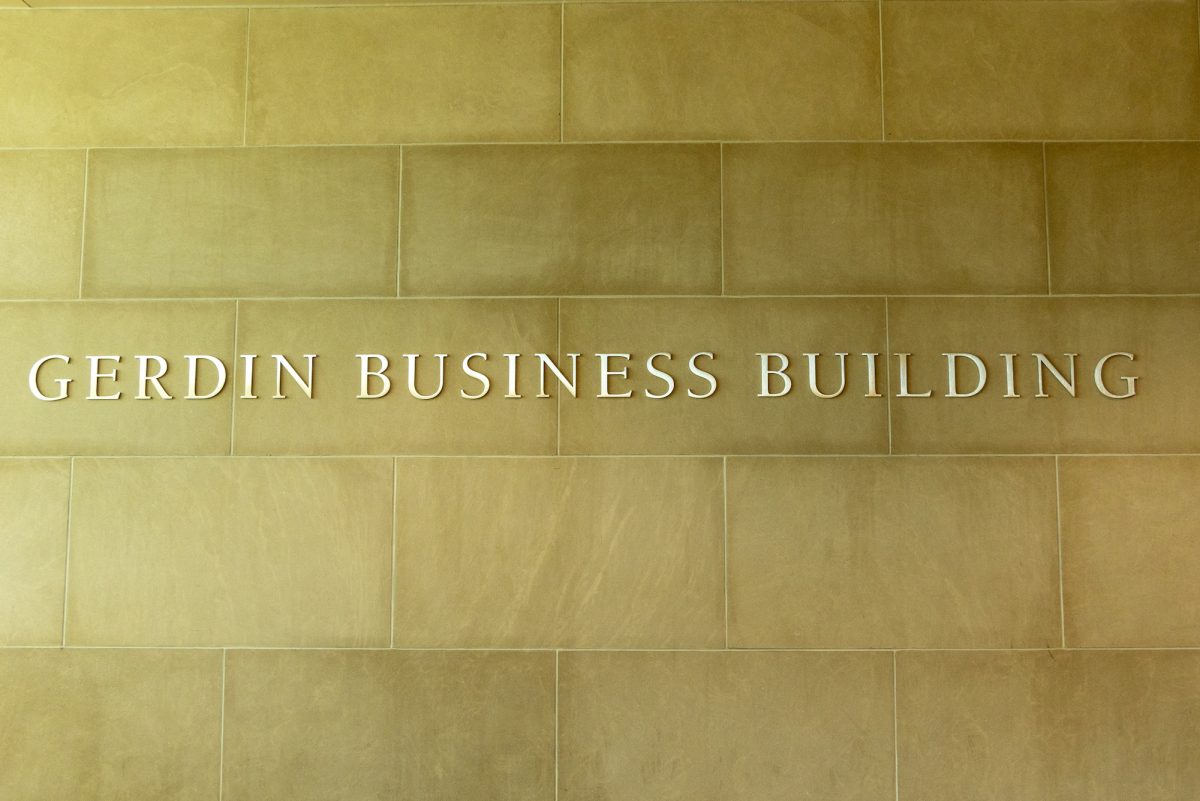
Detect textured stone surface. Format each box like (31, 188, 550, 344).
(0, 10, 245, 146)
(559, 650, 895, 801)
(394, 457, 724, 647)
(897, 650, 1200, 801)
(564, 2, 881, 141)
(0, 460, 69, 645)
(1061, 456, 1200, 647)
(0, 649, 222, 801)
(728, 456, 1060, 648)
(67, 458, 394, 646)
(883, 0, 1200, 140)
(83, 147, 400, 298)
(223, 650, 555, 801)
(401, 144, 721, 296)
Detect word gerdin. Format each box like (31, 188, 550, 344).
(26, 350, 1139, 401)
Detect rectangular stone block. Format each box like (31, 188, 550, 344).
(394, 457, 724, 648)
(0, 460, 69, 645)
(1061, 456, 1200, 647)
(559, 651, 895, 801)
(0, 649, 222, 801)
(0, 151, 84, 299)
(564, 2, 881, 141)
(0, 301, 235, 456)
(897, 650, 1200, 801)
(1047, 143, 1200, 294)
(66, 458, 394, 647)
(0, 10, 245, 146)
(83, 147, 400, 298)
(247, 6, 560, 144)
(887, 297, 1200, 453)
(882, 0, 1200, 140)
(400, 144, 721, 296)
(559, 298, 889, 455)
(728, 456, 1060, 648)
(223, 650, 555, 801)
(232, 299, 557, 455)
(723, 143, 1047, 294)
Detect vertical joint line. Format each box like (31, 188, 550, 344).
(723, 456, 729, 649)
(218, 649, 227, 801)
(229, 300, 240, 456)
(390, 460, 398, 649)
(559, 4, 566, 143)
(554, 650, 561, 801)
(78, 149, 90, 299)
(556, 298, 562, 456)
(892, 651, 899, 801)
(1055, 455, 1066, 648)
(396, 146, 404, 297)
(719, 143, 726, 295)
(877, 0, 886, 140)
(1042, 142, 1052, 294)
(884, 298, 893, 454)
(241, 10, 252, 146)
(61, 457, 75, 647)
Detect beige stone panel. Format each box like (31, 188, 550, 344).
(724, 143, 1047, 295)
(233, 300, 556, 454)
(247, 6, 560, 144)
(887, 297, 1200, 453)
(0, 301, 234, 456)
(394, 457, 724, 648)
(882, 1, 1200, 140)
(0, 460, 69, 645)
(67, 458, 393, 646)
(559, 298, 888, 455)
(563, 2, 881, 141)
(83, 147, 400, 298)
(401, 144, 721, 296)
(559, 651, 894, 801)
(0, 151, 84, 299)
(0, 649, 222, 801)
(0, 10, 245, 147)
(728, 456, 1060, 648)
(223, 650, 554, 801)
(1047, 144, 1200, 294)
(1061, 456, 1200, 647)
(897, 650, 1200, 801)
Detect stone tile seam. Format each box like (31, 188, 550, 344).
(5, 0, 1200, 9)
(389, 461, 398, 648)
(218, 648, 227, 801)
(76, 149, 88, 300)
(723, 456, 729, 648)
(59, 457, 74, 647)
(395, 145, 404, 297)
(877, 0, 886, 141)
(1055, 454, 1067, 649)
(554, 649, 560, 801)
(228, 299, 239, 456)
(892, 650, 899, 801)
(7, 453, 1200, 459)
(5, 0, 894, 10)
(718, 142, 725, 295)
(240, 9, 250, 147)
(7, 294, 1200, 301)
(1042, 142, 1053, 294)
(559, 2, 565, 144)
(5, 645, 1200, 652)
(3, 140, 1199, 151)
